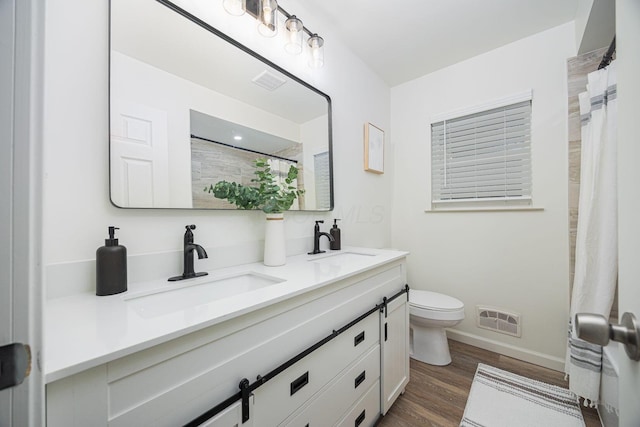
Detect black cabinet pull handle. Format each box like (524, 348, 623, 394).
(354, 370, 366, 389)
(290, 371, 309, 396)
(384, 322, 388, 341)
(355, 409, 366, 426)
(354, 331, 365, 346)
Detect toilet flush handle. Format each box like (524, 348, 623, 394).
(575, 312, 640, 361)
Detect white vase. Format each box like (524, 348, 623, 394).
(264, 213, 286, 266)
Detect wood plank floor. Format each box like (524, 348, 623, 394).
(376, 340, 601, 427)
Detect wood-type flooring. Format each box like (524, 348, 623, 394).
(376, 340, 601, 427)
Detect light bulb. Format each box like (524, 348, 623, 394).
(258, 0, 278, 37)
(307, 34, 324, 68)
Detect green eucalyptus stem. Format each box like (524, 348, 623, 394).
(204, 158, 304, 214)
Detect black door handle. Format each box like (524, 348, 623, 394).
(354, 370, 366, 388)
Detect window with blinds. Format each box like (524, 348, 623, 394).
(431, 97, 532, 205)
(314, 151, 331, 210)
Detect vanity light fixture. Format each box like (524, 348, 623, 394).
(257, 0, 278, 37)
(223, 0, 325, 67)
(307, 34, 324, 68)
(223, 0, 245, 16)
(284, 15, 303, 55)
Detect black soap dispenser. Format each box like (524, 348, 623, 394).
(96, 226, 127, 296)
(330, 219, 341, 250)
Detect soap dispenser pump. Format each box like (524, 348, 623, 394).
(330, 219, 341, 250)
(96, 226, 127, 296)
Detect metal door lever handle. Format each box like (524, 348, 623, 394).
(575, 312, 640, 361)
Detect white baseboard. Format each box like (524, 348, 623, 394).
(446, 329, 566, 372)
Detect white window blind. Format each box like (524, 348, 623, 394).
(431, 99, 532, 204)
(314, 151, 330, 210)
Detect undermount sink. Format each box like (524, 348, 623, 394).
(310, 251, 375, 265)
(124, 272, 285, 318)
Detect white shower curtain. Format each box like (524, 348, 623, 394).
(565, 61, 618, 406)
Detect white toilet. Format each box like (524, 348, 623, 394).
(409, 290, 465, 366)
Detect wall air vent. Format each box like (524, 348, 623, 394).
(252, 70, 287, 91)
(476, 306, 521, 337)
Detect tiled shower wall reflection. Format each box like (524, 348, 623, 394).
(191, 138, 304, 209)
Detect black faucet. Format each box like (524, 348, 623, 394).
(169, 225, 209, 281)
(308, 220, 334, 255)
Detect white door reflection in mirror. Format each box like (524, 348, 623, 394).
(110, 100, 169, 207)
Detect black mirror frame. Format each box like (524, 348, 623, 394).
(108, 0, 334, 211)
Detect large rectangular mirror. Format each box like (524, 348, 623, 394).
(109, 0, 333, 210)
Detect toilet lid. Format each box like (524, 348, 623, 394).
(410, 290, 464, 311)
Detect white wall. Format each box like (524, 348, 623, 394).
(575, 0, 595, 50)
(575, 0, 615, 54)
(43, 0, 391, 294)
(390, 22, 576, 368)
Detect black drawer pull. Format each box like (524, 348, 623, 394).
(290, 371, 309, 396)
(384, 322, 388, 342)
(355, 409, 365, 427)
(354, 370, 366, 389)
(354, 331, 365, 346)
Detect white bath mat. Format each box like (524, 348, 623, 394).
(460, 364, 585, 427)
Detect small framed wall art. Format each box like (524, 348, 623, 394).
(364, 122, 384, 174)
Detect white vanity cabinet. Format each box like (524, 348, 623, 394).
(380, 294, 410, 414)
(46, 257, 408, 427)
(281, 344, 380, 427)
(252, 312, 380, 426)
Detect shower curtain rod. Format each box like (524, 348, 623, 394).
(598, 36, 616, 70)
(190, 134, 298, 164)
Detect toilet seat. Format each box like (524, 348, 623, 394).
(410, 290, 464, 312)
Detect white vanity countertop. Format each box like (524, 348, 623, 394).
(44, 247, 408, 383)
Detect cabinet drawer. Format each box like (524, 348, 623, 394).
(198, 401, 242, 427)
(336, 380, 380, 427)
(252, 312, 379, 427)
(281, 344, 380, 427)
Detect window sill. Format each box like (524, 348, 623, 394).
(424, 206, 544, 213)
